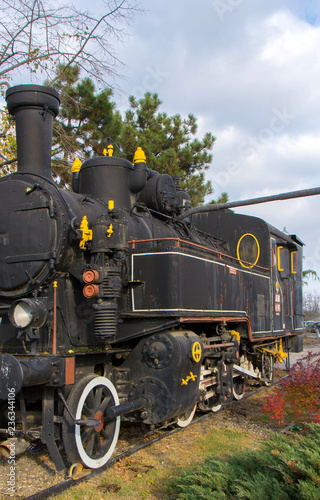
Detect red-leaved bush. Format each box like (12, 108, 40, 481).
(263, 352, 320, 425)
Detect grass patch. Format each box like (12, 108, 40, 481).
(55, 423, 263, 500)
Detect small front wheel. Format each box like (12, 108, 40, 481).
(62, 374, 120, 469)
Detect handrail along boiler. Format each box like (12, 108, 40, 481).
(0, 84, 310, 470)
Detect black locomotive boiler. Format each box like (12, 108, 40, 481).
(0, 84, 305, 470)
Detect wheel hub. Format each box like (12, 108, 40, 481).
(94, 410, 104, 432)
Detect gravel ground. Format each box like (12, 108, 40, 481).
(0, 447, 66, 499)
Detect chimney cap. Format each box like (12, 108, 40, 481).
(6, 84, 60, 117)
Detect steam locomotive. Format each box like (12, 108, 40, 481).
(0, 85, 304, 471)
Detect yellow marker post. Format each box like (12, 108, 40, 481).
(71, 158, 82, 173)
(277, 338, 288, 363)
(133, 147, 146, 163)
(79, 216, 92, 250)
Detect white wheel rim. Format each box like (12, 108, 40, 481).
(233, 387, 244, 400)
(233, 375, 247, 400)
(177, 404, 196, 428)
(75, 376, 120, 469)
(211, 404, 222, 413)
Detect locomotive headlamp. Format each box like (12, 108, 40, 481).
(9, 299, 47, 329)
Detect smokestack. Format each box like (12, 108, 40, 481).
(5, 84, 60, 178)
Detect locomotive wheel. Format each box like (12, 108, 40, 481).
(62, 374, 120, 469)
(232, 374, 248, 400)
(198, 398, 222, 413)
(177, 404, 196, 428)
(261, 354, 274, 386)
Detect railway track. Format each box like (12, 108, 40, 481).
(19, 378, 283, 500)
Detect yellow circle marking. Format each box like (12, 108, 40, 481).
(192, 342, 202, 363)
(236, 233, 260, 269)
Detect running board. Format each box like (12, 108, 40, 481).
(233, 364, 259, 379)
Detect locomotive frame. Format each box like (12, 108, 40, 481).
(0, 84, 312, 471)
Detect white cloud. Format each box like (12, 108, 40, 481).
(260, 11, 320, 64)
(113, 1, 320, 289)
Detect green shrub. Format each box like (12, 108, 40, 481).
(167, 424, 320, 499)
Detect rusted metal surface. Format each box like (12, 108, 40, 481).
(203, 343, 235, 349)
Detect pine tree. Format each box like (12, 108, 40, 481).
(210, 192, 229, 204)
(119, 93, 215, 205)
(50, 67, 216, 204)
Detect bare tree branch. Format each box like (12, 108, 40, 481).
(0, 0, 141, 87)
(0, 0, 141, 175)
(0, 157, 17, 168)
(0, 117, 13, 138)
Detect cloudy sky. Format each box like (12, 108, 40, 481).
(107, 0, 320, 295)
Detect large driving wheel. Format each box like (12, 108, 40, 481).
(62, 374, 120, 469)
